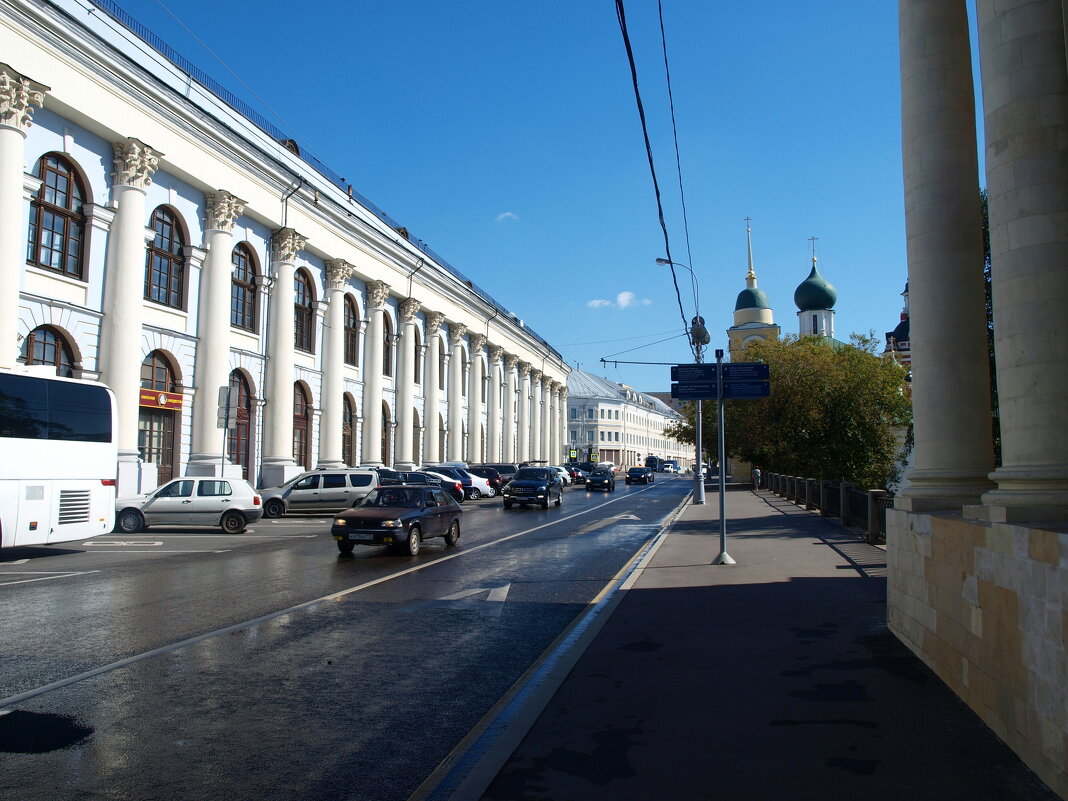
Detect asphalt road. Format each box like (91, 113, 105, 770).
(0, 475, 690, 801)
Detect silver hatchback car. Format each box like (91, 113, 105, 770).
(115, 477, 263, 534)
(260, 469, 385, 518)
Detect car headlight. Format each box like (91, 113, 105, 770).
(333, 518, 347, 526)
(381, 519, 403, 528)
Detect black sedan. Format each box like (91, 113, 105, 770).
(625, 467, 655, 484)
(502, 466, 564, 509)
(585, 468, 616, 492)
(331, 485, 462, 556)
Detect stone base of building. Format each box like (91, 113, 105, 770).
(185, 456, 245, 479)
(887, 508, 1068, 798)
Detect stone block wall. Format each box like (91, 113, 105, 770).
(887, 509, 1067, 798)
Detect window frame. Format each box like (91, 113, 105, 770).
(294, 269, 316, 354)
(26, 153, 87, 280)
(145, 206, 187, 309)
(230, 243, 259, 331)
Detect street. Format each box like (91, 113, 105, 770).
(0, 475, 690, 801)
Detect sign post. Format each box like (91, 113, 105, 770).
(712, 349, 735, 565)
(218, 385, 238, 475)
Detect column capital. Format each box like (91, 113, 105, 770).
(205, 190, 246, 233)
(325, 258, 356, 289)
(400, 297, 421, 324)
(0, 63, 48, 133)
(425, 310, 446, 332)
(449, 323, 467, 348)
(489, 345, 504, 363)
(518, 361, 531, 378)
(505, 353, 519, 371)
(367, 279, 390, 310)
(469, 333, 487, 353)
(530, 369, 543, 383)
(271, 227, 307, 263)
(112, 137, 161, 190)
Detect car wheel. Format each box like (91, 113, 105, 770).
(337, 539, 355, 555)
(220, 511, 246, 534)
(263, 499, 285, 518)
(554, 492, 562, 507)
(541, 498, 550, 509)
(504, 501, 512, 509)
(116, 508, 144, 533)
(402, 525, 421, 556)
(470, 488, 482, 500)
(444, 520, 460, 547)
(485, 486, 497, 498)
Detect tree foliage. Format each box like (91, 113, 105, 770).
(664, 334, 911, 490)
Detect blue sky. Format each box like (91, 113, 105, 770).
(118, 1, 917, 391)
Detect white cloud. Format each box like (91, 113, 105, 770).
(495, 211, 518, 222)
(586, 292, 653, 310)
(617, 291, 636, 309)
(587, 299, 612, 308)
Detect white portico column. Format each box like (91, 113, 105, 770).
(503, 355, 518, 463)
(447, 324, 466, 461)
(530, 371, 543, 461)
(395, 297, 421, 470)
(317, 259, 356, 468)
(897, 0, 994, 511)
(557, 388, 569, 462)
(361, 280, 389, 466)
(467, 334, 486, 464)
(517, 363, 531, 462)
(423, 311, 445, 464)
(99, 138, 160, 493)
(189, 191, 246, 476)
(977, 0, 1068, 519)
(262, 228, 307, 486)
(541, 380, 552, 463)
(486, 346, 503, 462)
(0, 65, 46, 369)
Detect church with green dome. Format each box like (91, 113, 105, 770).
(726, 223, 780, 359)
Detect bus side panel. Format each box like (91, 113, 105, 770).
(14, 480, 53, 547)
(0, 482, 18, 548)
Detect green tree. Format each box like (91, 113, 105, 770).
(664, 334, 911, 489)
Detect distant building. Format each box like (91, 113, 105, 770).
(566, 369, 691, 469)
(726, 223, 780, 358)
(793, 252, 837, 340)
(883, 281, 911, 369)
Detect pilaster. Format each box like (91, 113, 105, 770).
(318, 258, 356, 468)
(422, 310, 445, 464)
(360, 280, 389, 466)
(395, 297, 422, 470)
(447, 323, 466, 461)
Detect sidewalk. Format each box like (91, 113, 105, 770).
(459, 489, 1059, 801)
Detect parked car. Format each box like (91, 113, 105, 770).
(625, 466, 655, 485)
(596, 461, 619, 474)
(475, 463, 520, 483)
(419, 470, 466, 502)
(466, 466, 504, 497)
(586, 468, 616, 492)
(564, 465, 588, 483)
(576, 461, 597, 474)
(549, 465, 572, 486)
(394, 471, 443, 487)
(260, 468, 387, 518)
(502, 466, 564, 509)
(331, 485, 462, 556)
(116, 477, 262, 534)
(421, 466, 491, 499)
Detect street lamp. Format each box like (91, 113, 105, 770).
(657, 257, 709, 504)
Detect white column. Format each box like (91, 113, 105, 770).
(189, 191, 246, 476)
(317, 259, 356, 468)
(486, 345, 503, 463)
(897, 0, 994, 511)
(361, 280, 389, 466)
(261, 227, 306, 487)
(517, 363, 531, 462)
(0, 64, 46, 369)
(467, 334, 485, 464)
(978, 0, 1068, 519)
(395, 297, 421, 470)
(447, 323, 466, 461)
(503, 354, 518, 463)
(423, 311, 444, 465)
(558, 388, 569, 462)
(99, 138, 160, 494)
(530, 371, 543, 461)
(541, 379, 552, 463)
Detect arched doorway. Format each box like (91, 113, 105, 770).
(293, 383, 311, 468)
(342, 394, 356, 466)
(138, 350, 181, 485)
(381, 401, 392, 466)
(226, 370, 253, 479)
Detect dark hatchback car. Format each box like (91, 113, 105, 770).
(502, 466, 564, 509)
(467, 466, 504, 497)
(331, 485, 462, 556)
(564, 465, 588, 483)
(585, 468, 616, 492)
(625, 467, 655, 485)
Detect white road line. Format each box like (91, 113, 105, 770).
(0, 570, 100, 587)
(0, 491, 664, 709)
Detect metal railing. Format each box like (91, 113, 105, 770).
(762, 473, 891, 544)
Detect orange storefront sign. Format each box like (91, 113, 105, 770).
(139, 389, 183, 410)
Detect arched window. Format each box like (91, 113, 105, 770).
(27, 154, 86, 279)
(294, 269, 315, 353)
(139, 351, 180, 485)
(438, 338, 446, 390)
(230, 244, 258, 331)
(145, 207, 186, 309)
(20, 325, 75, 377)
(293, 383, 311, 467)
(382, 315, 394, 376)
(226, 370, 253, 479)
(343, 296, 359, 366)
(381, 401, 392, 466)
(412, 330, 423, 385)
(342, 394, 356, 466)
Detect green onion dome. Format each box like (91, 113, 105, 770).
(735, 286, 771, 311)
(794, 264, 837, 311)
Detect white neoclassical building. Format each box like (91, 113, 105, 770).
(566, 369, 691, 470)
(0, 0, 569, 495)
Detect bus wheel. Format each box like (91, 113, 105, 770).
(117, 509, 144, 533)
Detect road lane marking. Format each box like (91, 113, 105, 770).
(0, 570, 100, 587)
(85, 541, 164, 547)
(0, 490, 681, 709)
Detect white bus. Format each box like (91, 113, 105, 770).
(0, 370, 118, 548)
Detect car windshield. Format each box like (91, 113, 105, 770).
(590, 470, 611, 478)
(514, 468, 549, 481)
(361, 488, 420, 508)
(628, 468, 644, 474)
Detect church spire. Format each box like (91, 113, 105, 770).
(745, 216, 757, 284)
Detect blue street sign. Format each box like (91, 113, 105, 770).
(670, 382, 717, 400)
(723, 380, 771, 399)
(671, 363, 717, 382)
(721, 362, 770, 380)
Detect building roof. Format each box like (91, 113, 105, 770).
(566, 369, 681, 418)
(735, 286, 771, 311)
(794, 262, 838, 311)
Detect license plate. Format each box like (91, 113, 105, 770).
(348, 533, 375, 542)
